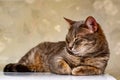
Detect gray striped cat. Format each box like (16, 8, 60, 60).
(4, 16, 110, 76)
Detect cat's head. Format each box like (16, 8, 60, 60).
(64, 16, 105, 56)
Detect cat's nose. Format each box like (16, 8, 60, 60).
(68, 43, 74, 50)
(69, 46, 73, 50)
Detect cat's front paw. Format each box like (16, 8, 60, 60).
(57, 60, 71, 74)
(50, 59, 72, 75)
(72, 66, 102, 76)
(72, 66, 86, 76)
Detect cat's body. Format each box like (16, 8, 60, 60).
(4, 16, 110, 76)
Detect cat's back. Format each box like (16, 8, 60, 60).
(18, 41, 66, 72)
(36, 41, 66, 55)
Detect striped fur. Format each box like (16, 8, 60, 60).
(4, 16, 110, 76)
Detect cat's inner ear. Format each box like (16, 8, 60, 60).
(64, 17, 75, 25)
(85, 16, 98, 33)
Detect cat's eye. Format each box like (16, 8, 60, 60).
(74, 38, 83, 45)
(74, 38, 78, 42)
(75, 38, 83, 42)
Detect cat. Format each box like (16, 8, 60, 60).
(4, 16, 110, 76)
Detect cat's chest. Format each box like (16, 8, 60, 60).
(62, 50, 81, 67)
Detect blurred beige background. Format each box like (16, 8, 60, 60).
(0, 0, 120, 79)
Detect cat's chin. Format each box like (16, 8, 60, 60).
(66, 48, 81, 56)
(66, 49, 87, 57)
(72, 51, 85, 57)
(71, 51, 80, 55)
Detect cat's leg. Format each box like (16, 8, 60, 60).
(49, 58, 71, 75)
(4, 63, 31, 73)
(18, 50, 46, 72)
(72, 65, 102, 76)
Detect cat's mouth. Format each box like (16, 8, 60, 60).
(66, 47, 80, 56)
(72, 51, 80, 54)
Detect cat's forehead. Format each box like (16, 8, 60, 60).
(72, 21, 84, 27)
(69, 20, 90, 36)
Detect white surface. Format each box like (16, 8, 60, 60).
(0, 72, 116, 80)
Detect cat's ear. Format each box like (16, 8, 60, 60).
(85, 16, 98, 33)
(64, 17, 75, 25)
